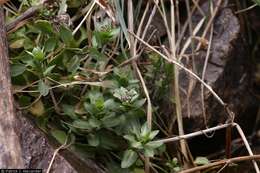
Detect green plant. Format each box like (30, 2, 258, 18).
(122, 123, 163, 168)
(8, 5, 164, 168)
(253, 0, 260, 6)
(166, 158, 181, 173)
(7, 0, 241, 172)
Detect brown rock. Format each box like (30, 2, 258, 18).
(18, 114, 105, 173)
(178, 1, 253, 132)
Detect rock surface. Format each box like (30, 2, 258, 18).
(0, 6, 24, 168)
(176, 1, 254, 132)
(144, 0, 255, 133)
(18, 114, 105, 173)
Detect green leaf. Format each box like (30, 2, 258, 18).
(99, 132, 119, 149)
(11, 64, 26, 77)
(127, 119, 141, 136)
(62, 104, 77, 119)
(172, 158, 179, 165)
(89, 118, 101, 129)
(87, 133, 100, 147)
(20, 53, 34, 67)
(104, 99, 118, 110)
(123, 135, 136, 143)
(92, 30, 117, 48)
(38, 80, 49, 96)
(43, 65, 56, 76)
(144, 147, 154, 157)
(60, 26, 74, 46)
(76, 27, 88, 46)
(121, 149, 138, 168)
(84, 103, 96, 115)
(148, 130, 159, 140)
(29, 99, 45, 117)
(140, 123, 150, 138)
(32, 60, 43, 73)
(145, 141, 163, 149)
(114, 0, 130, 45)
(133, 99, 146, 108)
(18, 95, 31, 107)
(109, 28, 120, 38)
(44, 37, 57, 52)
(51, 130, 67, 144)
(32, 47, 45, 61)
(66, 55, 80, 73)
(92, 35, 98, 48)
(35, 20, 53, 34)
(253, 0, 260, 6)
(89, 47, 107, 61)
(95, 99, 104, 110)
(102, 114, 122, 128)
(10, 39, 25, 49)
(73, 120, 91, 130)
(131, 141, 143, 149)
(67, 0, 82, 8)
(134, 168, 145, 173)
(87, 91, 104, 105)
(194, 157, 210, 165)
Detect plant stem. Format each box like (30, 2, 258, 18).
(128, 1, 152, 172)
(179, 155, 260, 173)
(169, 0, 190, 167)
(155, 123, 231, 144)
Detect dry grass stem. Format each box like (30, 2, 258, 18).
(73, 1, 96, 35)
(179, 155, 260, 173)
(129, 31, 225, 106)
(234, 123, 260, 173)
(155, 123, 231, 144)
(201, 1, 214, 127)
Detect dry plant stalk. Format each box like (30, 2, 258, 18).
(129, 0, 260, 171)
(46, 135, 72, 173)
(128, 0, 153, 172)
(154, 123, 260, 173)
(180, 155, 260, 173)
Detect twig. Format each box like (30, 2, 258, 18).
(6, 5, 41, 32)
(169, 0, 191, 167)
(157, 0, 171, 41)
(179, 155, 260, 173)
(5, 0, 53, 33)
(140, 0, 159, 43)
(196, 0, 223, 51)
(216, 162, 229, 173)
(128, 1, 152, 172)
(235, 4, 257, 14)
(155, 123, 231, 144)
(14, 80, 113, 94)
(46, 135, 71, 173)
(201, 2, 214, 128)
(154, 123, 260, 173)
(184, 0, 196, 118)
(128, 31, 225, 106)
(234, 123, 260, 173)
(72, 1, 96, 35)
(50, 89, 62, 114)
(134, 1, 150, 47)
(17, 95, 41, 110)
(175, 0, 201, 51)
(135, 65, 152, 128)
(191, 0, 205, 16)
